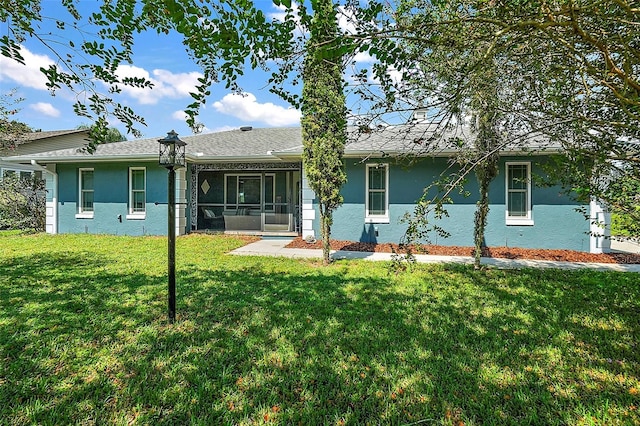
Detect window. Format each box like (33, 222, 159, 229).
(1, 169, 42, 181)
(128, 167, 146, 218)
(365, 163, 389, 223)
(238, 176, 261, 205)
(223, 174, 275, 211)
(505, 162, 533, 225)
(77, 168, 94, 218)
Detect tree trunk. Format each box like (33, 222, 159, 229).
(320, 210, 332, 265)
(472, 110, 500, 269)
(474, 167, 492, 269)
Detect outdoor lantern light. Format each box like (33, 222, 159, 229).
(158, 130, 187, 323)
(158, 129, 187, 169)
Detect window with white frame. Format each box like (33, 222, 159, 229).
(128, 167, 146, 217)
(0, 168, 41, 180)
(78, 168, 94, 217)
(365, 163, 389, 223)
(505, 162, 533, 225)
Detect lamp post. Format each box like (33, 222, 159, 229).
(158, 130, 187, 323)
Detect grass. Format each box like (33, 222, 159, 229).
(0, 232, 639, 425)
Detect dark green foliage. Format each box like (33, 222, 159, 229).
(370, 0, 640, 241)
(77, 123, 126, 145)
(606, 173, 640, 238)
(0, 90, 31, 153)
(470, 65, 502, 269)
(541, 151, 640, 239)
(472, 122, 500, 269)
(0, 173, 45, 231)
(1, 0, 297, 146)
(301, 0, 347, 264)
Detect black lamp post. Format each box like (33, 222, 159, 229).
(158, 130, 186, 323)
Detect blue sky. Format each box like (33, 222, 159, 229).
(0, 1, 321, 140)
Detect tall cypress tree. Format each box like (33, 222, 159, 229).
(301, 0, 347, 265)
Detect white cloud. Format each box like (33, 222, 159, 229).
(353, 51, 375, 64)
(268, 2, 301, 23)
(212, 93, 301, 126)
(29, 102, 60, 117)
(337, 6, 359, 34)
(0, 46, 55, 90)
(367, 66, 405, 85)
(267, 2, 307, 39)
(172, 110, 189, 121)
(112, 65, 203, 105)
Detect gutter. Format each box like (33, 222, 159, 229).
(186, 155, 291, 163)
(11, 154, 160, 163)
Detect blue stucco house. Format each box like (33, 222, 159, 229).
(2, 125, 610, 253)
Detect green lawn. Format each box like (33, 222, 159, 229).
(1, 233, 638, 425)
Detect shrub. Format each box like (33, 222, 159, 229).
(611, 210, 640, 238)
(0, 173, 45, 231)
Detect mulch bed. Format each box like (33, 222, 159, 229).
(286, 237, 640, 264)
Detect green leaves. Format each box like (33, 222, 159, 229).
(301, 0, 348, 264)
(272, 0, 292, 8)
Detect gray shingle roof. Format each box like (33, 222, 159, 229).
(4, 124, 560, 164)
(9, 127, 304, 162)
(341, 124, 560, 157)
(22, 129, 89, 141)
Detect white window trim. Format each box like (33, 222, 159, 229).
(505, 161, 534, 226)
(127, 167, 146, 219)
(365, 163, 389, 223)
(76, 168, 94, 219)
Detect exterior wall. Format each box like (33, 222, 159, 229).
(56, 162, 187, 236)
(323, 156, 592, 251)
(10, 133, 89, 156)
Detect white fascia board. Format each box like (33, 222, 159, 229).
(342, 150, 457, 158)
(342, 148, 563, 158)
(500, 148, 563, 156)
(187, 155, 286, 163)
(2, 154, 159, 163)
(269, 152, 302, 161)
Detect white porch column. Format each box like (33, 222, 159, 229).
(175, 168, 187, 236)
(301, 170, 316, 240)
(589, 198, 611, 253)
(44, 164, 57, 234)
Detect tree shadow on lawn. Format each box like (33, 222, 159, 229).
(0, 251, 167, 424)
(438, 265, 639, 422)
(1, 253, 639, 425)
(117, 262, 639, 424)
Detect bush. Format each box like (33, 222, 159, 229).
(611, 210, 640, 238)
(0, 174, 45, 231)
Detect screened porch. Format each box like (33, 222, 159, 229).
(192, 165, 301, 235)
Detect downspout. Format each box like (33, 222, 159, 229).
(31, 160, 58, 234)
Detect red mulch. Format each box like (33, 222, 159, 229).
(285, 237, 640, 264)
